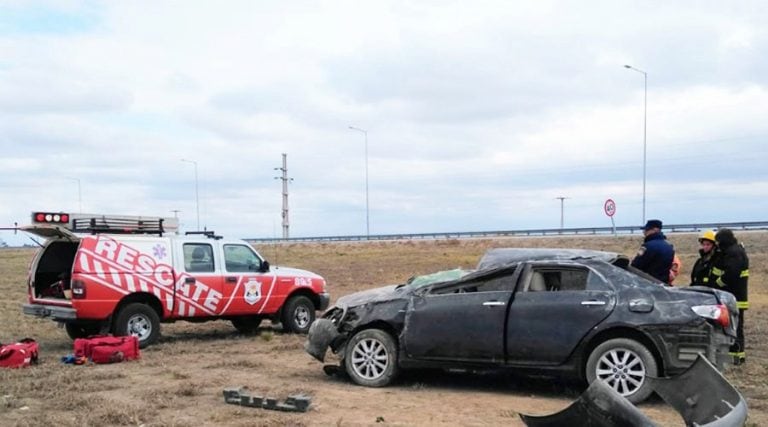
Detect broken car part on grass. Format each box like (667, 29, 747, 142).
(520, 355, 747, 427)
(223, 388, 311, 413)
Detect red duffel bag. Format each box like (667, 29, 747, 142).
(74, 335, 140, 364)
(0, 338, 39, 368)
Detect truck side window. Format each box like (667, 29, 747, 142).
(184, 243, 214, 273)
(224, 244, 261, 272)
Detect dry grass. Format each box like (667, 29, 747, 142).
(1, 233, 766, 426)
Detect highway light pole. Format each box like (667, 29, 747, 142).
(348, 126, 370, 238)
(180, 159, 200, 231)
(624, 64, 648, 224)
(556, 196, 569, 229)
(274, 153, 293, 239)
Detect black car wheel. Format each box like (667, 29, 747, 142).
(586, 338, 658, 403)
(344, 329, 399, 387)
(232, 316, 263, 334)
(281, 295, 315, 334)
(113, 303, 160, 349)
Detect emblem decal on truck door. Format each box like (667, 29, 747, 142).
(244, 279, 262, 305)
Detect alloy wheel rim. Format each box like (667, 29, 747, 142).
(595, 347, 646, 396)
(127, 314, 151, 340)
(351, 338, 389, 380)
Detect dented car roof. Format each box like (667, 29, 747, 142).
(477, 248, 628, 270)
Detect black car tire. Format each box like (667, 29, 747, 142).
(586, 338, 658, 403)
(281, 295, 315, 334)
(232, 316, 263, 334)
(344, 329, 399, 387)
(113, 303, 160, 349)
(64, 322, 103, 340)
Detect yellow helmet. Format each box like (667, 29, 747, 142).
(699, 230, 716, 243)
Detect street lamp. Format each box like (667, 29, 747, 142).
(180, 159, 200, 231)
(348, 126, 370, 238)
(65, 177, 82, 213)
(555, 196, 569, 229)
(624, 64, 648, 224)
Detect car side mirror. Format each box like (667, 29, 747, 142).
(259, 260, 270, 273)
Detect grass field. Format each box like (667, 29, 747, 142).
(1, 233, 766, 426)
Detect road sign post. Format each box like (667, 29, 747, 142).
(604, 199, 617, 236)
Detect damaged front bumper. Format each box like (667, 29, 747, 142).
(304, 318, 341, 362)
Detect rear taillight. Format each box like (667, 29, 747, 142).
(692, 304, 730, 328)
(71, 280, 86, 299)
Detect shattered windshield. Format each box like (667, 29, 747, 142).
(405, 268, 474, 289)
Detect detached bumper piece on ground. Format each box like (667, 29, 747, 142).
(520, 356, 747, 427)
(223, 388, 311, 413)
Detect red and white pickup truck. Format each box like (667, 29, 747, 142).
(21, 212, 329, 347)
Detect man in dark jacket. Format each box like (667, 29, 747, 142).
(711, 228, 749, 365)
(631, 219, 675, 283)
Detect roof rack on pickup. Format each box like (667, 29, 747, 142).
(31, 212, 179, 236)
(185, 230, 222, 240)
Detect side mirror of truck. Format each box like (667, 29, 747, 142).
(259, 260, 270, 273)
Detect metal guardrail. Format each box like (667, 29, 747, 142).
(246, 221, 768, 244)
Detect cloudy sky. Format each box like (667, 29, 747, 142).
(1, 1, 767, 245)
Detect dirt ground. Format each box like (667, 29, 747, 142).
(1, 233, 766, 426)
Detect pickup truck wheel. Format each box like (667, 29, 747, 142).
(344, 329, 399, 387)
(232, 316, 262, 334)
(113, 303, 160, 349)
(65, 322, 103, 340)
(281, 295, 315, 334)
(586, 338, 658, 404)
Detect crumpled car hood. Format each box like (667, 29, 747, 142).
(335, 284, 405, 307)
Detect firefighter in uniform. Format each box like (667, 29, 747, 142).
(711, 228, 749, 365)
(631, 219, 675, 284)
(690, 230, 717, 286)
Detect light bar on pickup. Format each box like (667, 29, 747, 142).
(32, 212, 70, 224)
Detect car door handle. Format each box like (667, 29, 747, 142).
(184, 277, 196, 284)
(581, 300, 607, 306)
(483, 301, 506, 307)
(225, 277, 237, 283)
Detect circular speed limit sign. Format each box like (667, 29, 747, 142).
(604, 199, 616, 217)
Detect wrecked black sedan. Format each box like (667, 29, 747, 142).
(306, 249, 738, 403)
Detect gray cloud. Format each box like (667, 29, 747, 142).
(2, 1, 768, 246)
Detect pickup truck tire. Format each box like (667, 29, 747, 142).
(113, 303, 160, 348)
(281, 295, 315, 334)
(65, 322, 103, 339)
(232, 316, 263, 334)
(585, 338, 658, 404)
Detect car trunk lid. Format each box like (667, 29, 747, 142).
(669, 286, 739, 336)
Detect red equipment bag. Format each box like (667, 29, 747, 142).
(0, 338, 39, 368)
(73, 335, 140, 364)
